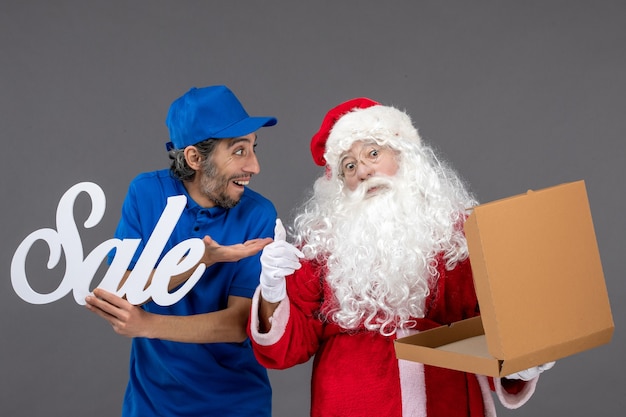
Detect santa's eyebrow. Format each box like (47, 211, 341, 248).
(340, 153, 356, 163)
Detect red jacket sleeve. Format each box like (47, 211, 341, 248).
(249, 260, 326, 369)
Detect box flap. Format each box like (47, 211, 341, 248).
(464, 180, 614, 360)
(395, 317, 503, 376)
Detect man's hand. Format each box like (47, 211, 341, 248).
(201, 236, 273, 267)
(85, 288, 153, 338)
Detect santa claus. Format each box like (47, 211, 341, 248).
(248, 98, 553, 416)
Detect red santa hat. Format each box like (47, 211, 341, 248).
(310, 98, 421, 172)
(310, 98, 380, 166)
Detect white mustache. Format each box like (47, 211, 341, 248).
(347, 176, 395, 201)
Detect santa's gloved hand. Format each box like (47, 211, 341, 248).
(259, 219, 304, 303)
(505, 361, 556, 381)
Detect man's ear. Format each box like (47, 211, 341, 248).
(183, 146, 203, 170)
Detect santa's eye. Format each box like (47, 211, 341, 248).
(367, 148, 380, 160)
(341, 159, 358, 177)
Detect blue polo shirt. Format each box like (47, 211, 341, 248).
(111, 169, 276, 417)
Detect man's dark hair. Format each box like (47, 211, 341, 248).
(168, 138, 219, 181)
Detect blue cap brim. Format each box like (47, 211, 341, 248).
(210, 116, 278, 138)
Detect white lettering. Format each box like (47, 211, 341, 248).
(10, 182, 205, 306)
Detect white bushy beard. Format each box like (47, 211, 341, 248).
(294, 145, 476, 336)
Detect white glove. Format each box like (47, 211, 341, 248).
(259, 219, 304, 303)
(505, 361, 555, 381)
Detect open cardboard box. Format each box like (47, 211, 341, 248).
(394, 180, 614, 377)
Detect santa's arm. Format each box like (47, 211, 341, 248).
(249, 260, 326, 369)
(493, 377, 539, 409)
(249, 286, 292, 348)
(248, 218, 316, 366)
(485, 362, 555, 409)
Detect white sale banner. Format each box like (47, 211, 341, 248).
(11, 182, 206, 306)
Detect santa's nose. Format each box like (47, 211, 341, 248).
(356, 160, 375, 180)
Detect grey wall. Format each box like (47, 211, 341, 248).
(1, 1, 624, 415)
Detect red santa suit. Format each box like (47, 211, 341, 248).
(249, 256, 538, 417)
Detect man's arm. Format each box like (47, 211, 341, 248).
(85, 289, 252, 343)
(116, 236, 272, 294)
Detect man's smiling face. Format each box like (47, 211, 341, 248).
(199, 133, 260, 208)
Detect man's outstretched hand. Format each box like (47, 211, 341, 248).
(201, 236, 273, 267)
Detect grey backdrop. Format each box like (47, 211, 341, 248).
(1, 1, 624, 416)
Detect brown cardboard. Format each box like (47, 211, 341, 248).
(394, 180, 614, 377)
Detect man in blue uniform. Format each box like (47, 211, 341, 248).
(85, 85, 278, 416)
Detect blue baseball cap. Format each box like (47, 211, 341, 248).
(165, 85, 277, 150)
